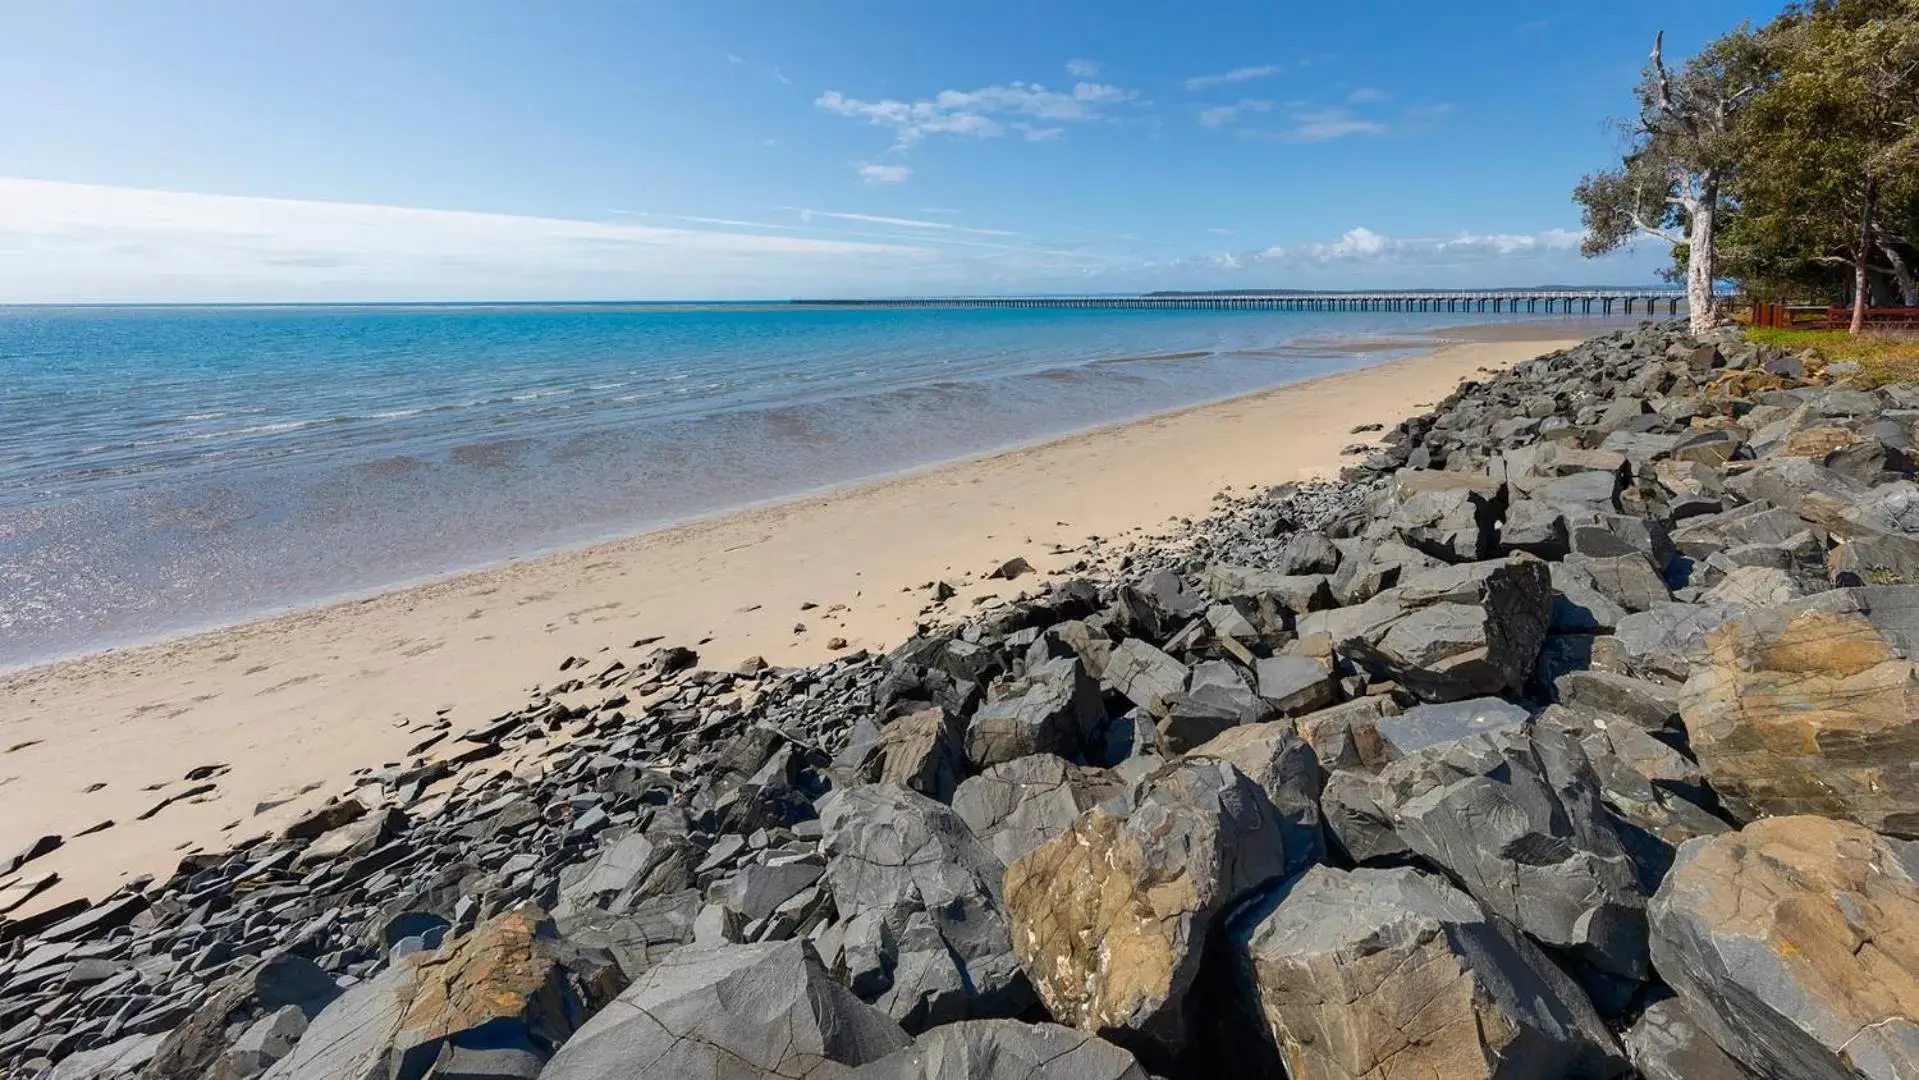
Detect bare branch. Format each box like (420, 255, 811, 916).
(1629, 211, 1687, 246)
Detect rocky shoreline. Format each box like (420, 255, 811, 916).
(7, 321, 1919, 1079)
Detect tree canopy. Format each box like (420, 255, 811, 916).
(1577, 0, 1919, 332)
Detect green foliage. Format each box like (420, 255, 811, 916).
(1722, 0, 1919, 306)
(1573, 26, 1773, 258)
(1577, 1, 1919, 322)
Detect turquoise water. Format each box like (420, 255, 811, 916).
(0, 303, 1591, 667)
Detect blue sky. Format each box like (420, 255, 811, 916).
(0, 0, 1780, 301)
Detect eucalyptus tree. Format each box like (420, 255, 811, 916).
(1574, 28, 1774, 333)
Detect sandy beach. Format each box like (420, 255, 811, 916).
(0, 328, 1581, 913)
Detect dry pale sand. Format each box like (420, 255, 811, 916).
(0, 330, 1580, 914)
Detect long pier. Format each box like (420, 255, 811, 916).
(791, 290, 1688, 316)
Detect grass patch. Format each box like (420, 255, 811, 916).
(1747, 327, 1919, 387)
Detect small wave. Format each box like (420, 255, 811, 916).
(1088, 349, 1214, 366)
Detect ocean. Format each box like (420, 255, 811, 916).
(0, 302, 1592, 668)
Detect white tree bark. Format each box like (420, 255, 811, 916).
(1683, 171, 1722, 335)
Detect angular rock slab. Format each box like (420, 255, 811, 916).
(819, 783, 1033, 1029)
(1650, 816, 1919, 1080)
(541, 940, 910, 1080)
(260, 906, 621, 1080)
(1336, 556, 1552, 703)
(966, 657, 1104, 769)
(845, 1020, 1149, 1080)
(1625, 997, 1758, 1080)
(1233, 865, 1626, 1080)
(1321, 723, 1649, 979)
(1681, 587, 1919, 836)
(952, 755, 1124, 868)
(1003, 758, 1288, 1061)
(1183, 720, 1324, 876)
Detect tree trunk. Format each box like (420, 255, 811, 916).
(1877, 231, 1916, 308)
(1852, 176, 1879, 335)
(1685, 172, 1722, 336)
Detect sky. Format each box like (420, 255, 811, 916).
(0, 0, 1785, 302)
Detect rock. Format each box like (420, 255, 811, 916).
(1201, 565, 1337, 615)
(1116, 570, 1204, 640)
(1321, 723, 1649, 979)
(721, 861, 824, 921)
(1336, 556, 1552, 702)
(540, 941, 910, 1080)
(223, 1007, 308, 1080)
(989, 557, 1035, 580)
(47, 1034, 165, 1080)
(1004, 759, 1289, 1061)
(1182, 721, 1325, 876)
(555, 831, 694, 921)
(1372, 696, 1529, 757)
(1160, 660, 1268, 753)
(280, 799, 366, 842)
(1562, 552, 1671, 613)
(868, 707, 967, 803)
(1292, 696, 1401, 772)
(144, 951, 341, 1080)
(1624, 997, 1757, 1080)
(966, 658, 1104, 768)
(845, 1020, 1149, 1080)
(1553, 669, 1680, 730)
(4, 834, 60, 875)
(1680, 587, 1919, 834)
(294, 807, 406, 870)
(1650, 816, 1919, 1080)
(819, 784, 1032, 1030)
(1232, 865, 1627, 1080)
(1612, 602, 1737, 684)
(259, 906, 621, 1080)
(1103, 639, 1189, 718)
(952, 756, 1125, 868)
(1373, 470, 1504, 562)
(1252, 656, 1334, 716)
(1539, 706, 1729, 892)
(1275, 533, 1342, 576)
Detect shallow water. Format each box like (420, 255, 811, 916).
(0, 302, 1610, 667)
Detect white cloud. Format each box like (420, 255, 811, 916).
(0, 178, 933, 302)
(816, 79, 1137, 149)
(1197, 98, 1273, 129)
(1207, 227, 1235, 235)
(1024, 127, 1064, 141)
(774, 67, 792, 85)
(1242, 106, 1389, 142)
(1241, 225, 1588, 264)
(1066, 58, 1101, 77)
(855, 162, 912, 184)
(787, 208, 1021, 236)
(1348, 87, 1390, 103)
(919, 207, 962, 215)
(1313, 226, 1390, 258)
(1183, 64, 1280, 91)
(727, 53, 745, 64)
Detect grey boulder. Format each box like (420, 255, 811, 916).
(819, 784, 1033, 1030)
(540, 940, 909, 1080)
(1321, 723, 1649, 979)
(845, 1021, 1148, 1080)
(1336, 556, 1552, 702)
(952, 755, 1124, 868)
(1232, 865, 1626, 1080)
